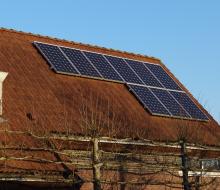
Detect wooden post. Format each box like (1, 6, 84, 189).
(180, 139, 191, 190)
(92, 137, 102, 190)
(195, 176, 200, 190)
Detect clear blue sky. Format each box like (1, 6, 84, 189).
(1, 0, 220, 123)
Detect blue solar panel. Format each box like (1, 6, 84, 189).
(34, 41, 209, 121)
(170, 91, 208, 120)
(150, 88, 190, 118)
(125, 59, 163, 88)
(34, 42, 78, 74)
(61, 47, 101, 78)
(105, 55, 143, 84)
(83, 51, 123, 82)
(127, 84, 170, 116)
(145, 63, 182, 91)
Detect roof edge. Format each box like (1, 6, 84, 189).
(0, 27, 161, 62)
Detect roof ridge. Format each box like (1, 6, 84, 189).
(0, 27, 161, 62)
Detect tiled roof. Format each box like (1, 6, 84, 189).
(0, 28, 219, 178)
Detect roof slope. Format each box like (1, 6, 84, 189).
(0, 28, 220, 177)
(0, 28, 219, 141)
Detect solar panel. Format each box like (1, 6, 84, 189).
(83, 51, 123, 82)
(150, 88, 190, 118)
(34, 42, 78, 74)
(170, 91, 208, 120)
(125, 59, 163, 88)
(105, 55, 143, 84)
(61, 47, 101, 78)
(145, 63, 182, 91)
(34, 41, 209, 122)
(127, 84, 171, 116)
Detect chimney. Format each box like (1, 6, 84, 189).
(0, 71, 8, 115)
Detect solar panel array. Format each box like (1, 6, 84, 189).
(33, 41, 209, 121)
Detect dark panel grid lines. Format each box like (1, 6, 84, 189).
(34, 41, 208, 122)
(145, 63, 182, 91)
(150, 88, 190, 118)
(83, 51, 123, 82)
(34, 42, 78, 74)
(105, 55, 143, 84)
(170, 91, 209, 121)
(127, 84, 171, 116)
(125, 59, 163, 88)
(61, 47, 101, 78)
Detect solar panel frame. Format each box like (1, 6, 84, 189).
(127, 84, 171, 117)
(104, 55, 144, 85)
(144, 63, 183, 91)
(125, 59, 164, 88)
(102, 55, 126, 83)
(170, 91, 209, 121)
(34, 41, 185, 91)
(34, 41, 210, 122)
(33, 41, 80, 75)
(81, 51, 104, 77)
(58, 45, 128, 84)
(59, 46, 81, 74)
(150, 87, 191, 118)
(83, 51, 124, 82)
(61, 47, 102, 79)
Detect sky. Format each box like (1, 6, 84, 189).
(1, 0, 220, 123)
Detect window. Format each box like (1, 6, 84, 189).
(201, 159, 220, 170)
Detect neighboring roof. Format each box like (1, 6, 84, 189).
(0, 28, 220, 178)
